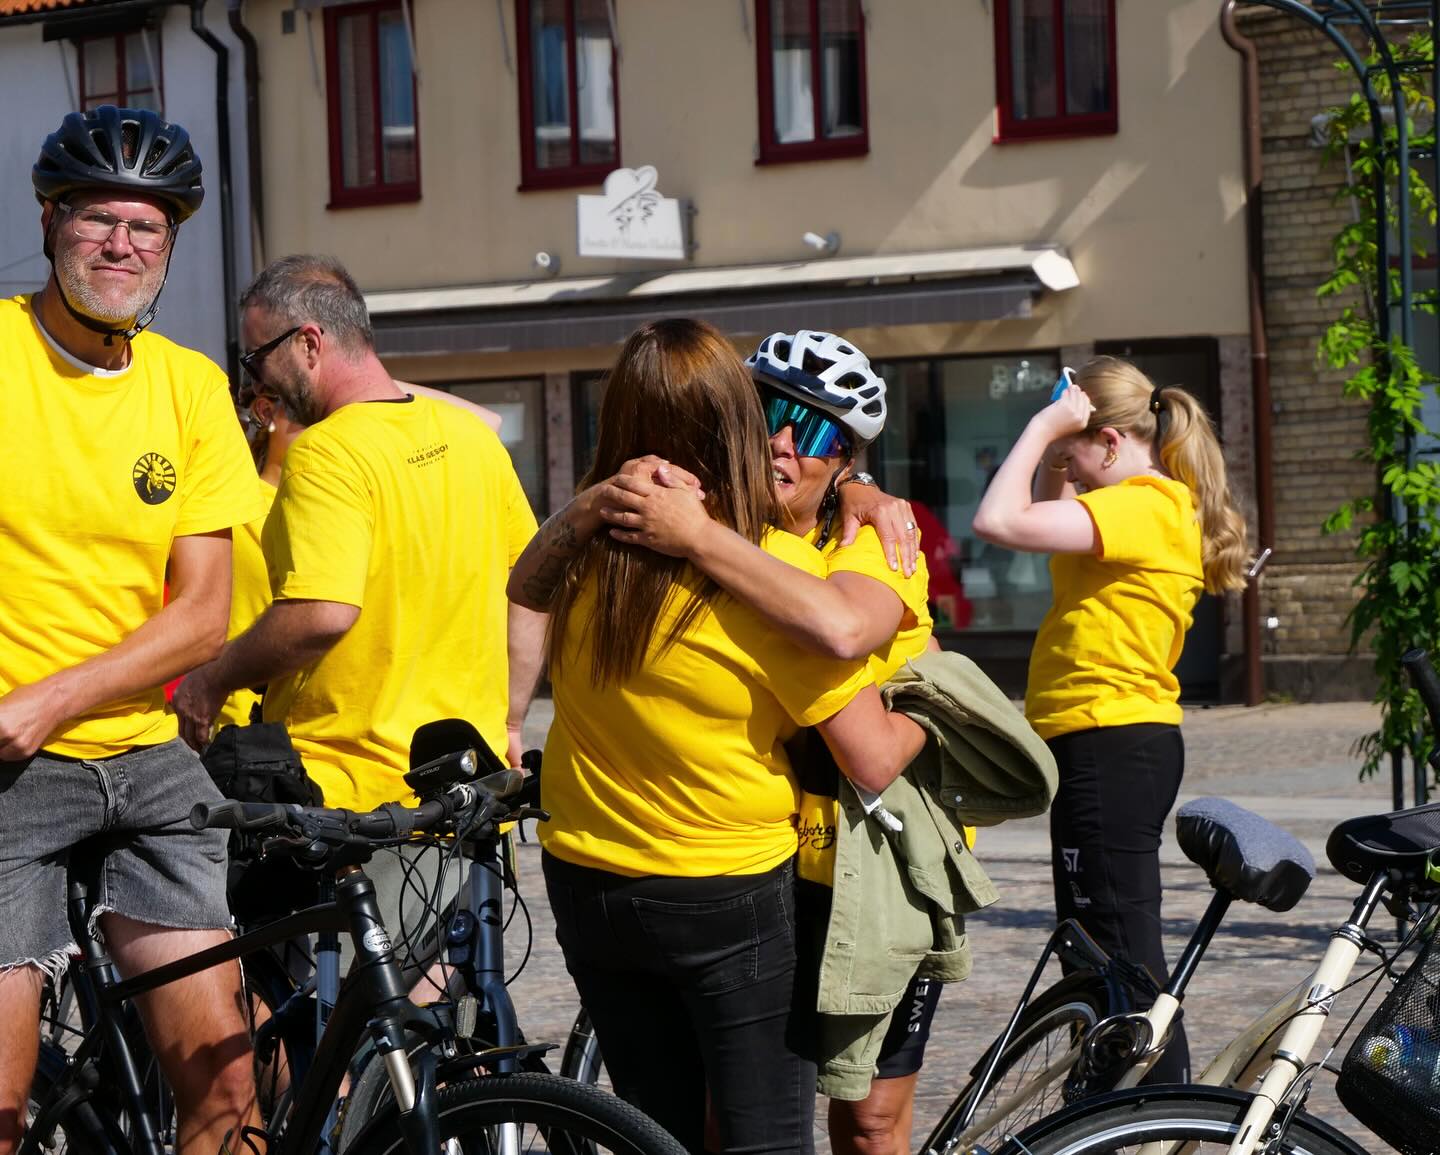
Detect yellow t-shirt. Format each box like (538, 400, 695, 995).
(540, 529, 873, 879)
(261, 396, 538, 810)
(215, 477, 278, 731)
(1025, 476, 1203, 741)
(0, 295, 266, 758)
(796, 527, 934, 886)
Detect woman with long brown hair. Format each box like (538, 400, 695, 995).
(508, 319, 924, 1155)
(973, 355, 1248, 1083)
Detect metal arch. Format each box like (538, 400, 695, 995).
(1230, 0, 1437, 810)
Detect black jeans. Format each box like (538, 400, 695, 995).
(1047, 723, 1190, 1084)
(543, 853, 815, 1155)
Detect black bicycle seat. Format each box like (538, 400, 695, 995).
(1326, 801, 1440, 888)
(1175, 798, 1315, 912)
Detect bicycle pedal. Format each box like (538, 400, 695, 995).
(455, 993, 479, 1038)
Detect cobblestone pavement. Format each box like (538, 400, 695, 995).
(511, 699, 1421, 1152)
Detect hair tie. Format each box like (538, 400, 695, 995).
(1150, 387, 1164, 414)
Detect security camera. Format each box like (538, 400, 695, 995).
(802, 231, 840, 257)
(533, 251, 560, 277)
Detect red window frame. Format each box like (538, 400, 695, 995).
(754, 0, 869, 165)
(77, 31, 164, 110)
(515, 0, 620, 191)
(993, 0, 1117, 142)
(324, 0, 421, 209)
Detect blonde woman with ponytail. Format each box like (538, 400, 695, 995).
(973, 355, 1248, 1085)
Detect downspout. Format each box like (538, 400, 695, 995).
(1221, 1, 1274, 709)
(227, 0, 264, 268)
(190, 0, 239, 383)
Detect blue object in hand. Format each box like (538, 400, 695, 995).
(1050, 366, 1076, 403)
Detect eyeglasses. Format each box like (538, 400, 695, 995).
(55, 202, 174, 253)
(759, 387, 852, 459)
(239, 325, 304, 385)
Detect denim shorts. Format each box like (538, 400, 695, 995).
(0, 739, 231, 976)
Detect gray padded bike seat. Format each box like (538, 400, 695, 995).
(1175, 797, 1316, 912)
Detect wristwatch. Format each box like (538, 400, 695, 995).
(840, 471, 878, 488)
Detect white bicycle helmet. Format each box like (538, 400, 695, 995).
(746, 330, 888, 447)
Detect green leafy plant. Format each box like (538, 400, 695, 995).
(1318, 33, 1439, 782)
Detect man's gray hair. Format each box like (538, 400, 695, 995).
(239, 254, 373, 352)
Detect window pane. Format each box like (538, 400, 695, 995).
(531, 0, 572, 169)
(337, 14, 377, 189)
(770, 0, 814, 144)
(1009, 0, 1057, 121)
(378, 10, 417, 185)
(819, 0, 862, 139)
(81, 37, 118, 107)
(447, 380, 548, 513)
(871, 354, 1060, 632)
(1063, 0, 1110, 115)
(575, 0, 616, 166)
(125, 33, 153, 94)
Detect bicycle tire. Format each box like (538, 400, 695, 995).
(558, 1008, 603, 1086)
(340, 1072, 685, 1155)
(27, 1040, 130, 1155)
(994, 1087, 1369, 1155)
(924, 971, 1108, 1155)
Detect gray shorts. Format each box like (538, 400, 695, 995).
(0, 739, 231, 976)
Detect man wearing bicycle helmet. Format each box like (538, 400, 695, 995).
(0, 107, 265, 1155)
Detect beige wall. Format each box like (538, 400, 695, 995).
(253, 0, 1248, 351)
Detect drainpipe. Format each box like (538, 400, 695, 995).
(190, 0, 239, 383)
(226, 0, 264, 268)
(1221, 0, 1274, 709)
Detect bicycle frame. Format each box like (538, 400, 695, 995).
(27, 862, 451, 1155)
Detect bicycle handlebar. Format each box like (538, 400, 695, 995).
(189, 767, 527, 841)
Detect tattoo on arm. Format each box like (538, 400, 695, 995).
(520, 514, 582, 606)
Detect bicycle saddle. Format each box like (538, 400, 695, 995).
(1175, 797, 1315, 912)
(1326, 800, 1440, 888)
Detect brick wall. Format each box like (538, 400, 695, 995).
(1238, 10, 1376, 697)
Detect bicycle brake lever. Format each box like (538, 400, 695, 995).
(511, 806, 550, 823)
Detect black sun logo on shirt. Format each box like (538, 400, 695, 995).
(132, 452, 177, 505)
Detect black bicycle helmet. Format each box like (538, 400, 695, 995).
(32, 105, 204, 222)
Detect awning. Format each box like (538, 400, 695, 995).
(366, 244, 1078, 358)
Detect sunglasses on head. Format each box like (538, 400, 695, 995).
(759, 387, 852, 459)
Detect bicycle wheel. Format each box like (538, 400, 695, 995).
(341, 1072, 685, 1155)
(243, 945, 316, 1128)
(925, 971, 1108, 1155)
(996, 1088, 1368, 1155)
(558, 1008, 603, 1086)
(28, 1040, 130, 1155)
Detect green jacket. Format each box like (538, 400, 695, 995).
(813, 650, 1058, 1099)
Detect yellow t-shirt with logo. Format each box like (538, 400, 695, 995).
(796, 527, 934, 885)
(1025, 475, 1203, 741)
(0, 295, 266, 758)
(215, 476, 278, 731)
(261, 396, 538, 810)
(540, 528, 873, 879)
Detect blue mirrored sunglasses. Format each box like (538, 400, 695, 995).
(760, 388, 852, 459)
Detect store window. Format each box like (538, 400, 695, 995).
(440, 378, 547, 513)
(994, 0, 1116, 142)
(516, 0, 619, 189)
(325, 0, 419, 207)
(78, 30, 162, 112)
(869, 353, 1061, 632)
(755, 0, 867, 164)
(570, 370, 607, 481)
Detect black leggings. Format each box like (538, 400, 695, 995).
(543, 852, 815, 1155)
(1047, 723, 1190, 1084)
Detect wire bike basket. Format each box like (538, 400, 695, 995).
(1336, 908, 1440, 1155)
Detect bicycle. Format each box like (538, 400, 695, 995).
(920, 791, 1319, 1155)
(22, 732, 686, 1155)
(978, 648, 1440, 1155)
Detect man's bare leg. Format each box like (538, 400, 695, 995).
(0, 967, 44, 1155)
(104, 917, 258, 1155)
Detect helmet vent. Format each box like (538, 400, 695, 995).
(837, 344, 855, 355)
(120, 120, 140, 166)
(145, 137, 172, 174)
(802, 349, 827, 376)
(862, 400, 883, 416)
(89, 128, 115, 167)
(774, 339, 791, 361)
(835, 372, 871, 392)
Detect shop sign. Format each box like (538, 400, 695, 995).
(577, 166, 687, 261)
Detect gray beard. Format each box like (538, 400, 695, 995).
(56, 249, 159, 325)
